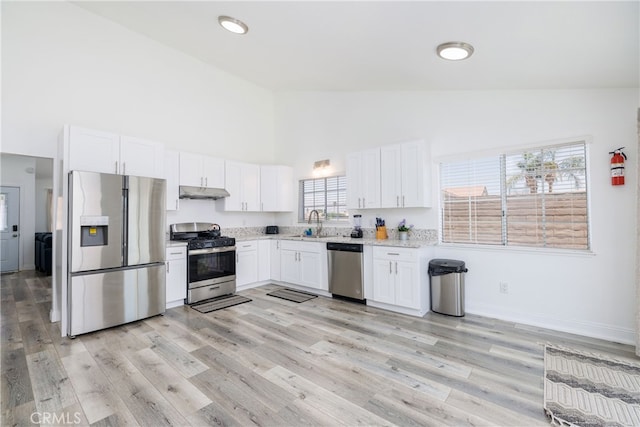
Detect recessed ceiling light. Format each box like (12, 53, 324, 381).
(437, 42, 474, 61)
(218, 16, 248, 35)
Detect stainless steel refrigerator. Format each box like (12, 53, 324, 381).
(68, 170, 166, 337)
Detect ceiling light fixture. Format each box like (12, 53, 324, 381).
(218, 16, 248, 35)
(437, 42, 474, 61)
(313, 159, 331, 177)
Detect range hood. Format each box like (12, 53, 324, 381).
(179, 185, 230, 200)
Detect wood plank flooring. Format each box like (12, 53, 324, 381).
(2, 270, 636, 426)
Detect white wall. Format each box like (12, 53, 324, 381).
(1, 1, 281, 234)
(35, 177, 53, 232)
(166, 199, 276, 230)
(1, 1, 275, 163)
(0, 154, 37, 270)
(274, 89, 639, 343)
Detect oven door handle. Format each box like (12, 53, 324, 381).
(189, 246, 236, 255)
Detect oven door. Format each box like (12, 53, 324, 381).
(188, 246, 236, 288)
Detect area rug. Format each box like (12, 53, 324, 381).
(266, 288, 318, 303)
(544, 345, 640, 427)
(191, 295, 251, 313)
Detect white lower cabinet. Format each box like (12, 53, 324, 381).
(258, 240, 271, 282)
(236, 241, 258, 287)
(165, 246, 187, 308)
(370, 246, 429, 316)
(279, 240, 327, 291)
(270, 240, 281, 281)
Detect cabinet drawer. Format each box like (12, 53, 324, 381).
(237, 241, 258, 251)
(372, 246, 416, 262)
(166, 246, 187, 260)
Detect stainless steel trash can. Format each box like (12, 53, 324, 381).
(429, 259, 468, 317)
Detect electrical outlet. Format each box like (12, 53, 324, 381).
(499, 282, 509, 294)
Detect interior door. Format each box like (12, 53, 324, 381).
(0, 186, 20, 272)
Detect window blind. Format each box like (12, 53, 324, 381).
(440, 142, 589, 250)
(299, 176, 348, 222)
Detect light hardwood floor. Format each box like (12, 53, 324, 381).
(1, 270, 635, 426)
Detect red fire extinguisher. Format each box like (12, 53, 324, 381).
(609, 147, 627, 186)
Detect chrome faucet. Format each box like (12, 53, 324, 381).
(308, 209, 323, 237)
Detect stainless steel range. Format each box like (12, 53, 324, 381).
(170, 222, 236, 304)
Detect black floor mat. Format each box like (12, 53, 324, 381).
(191, 294, 252, 313)
(266, 288, 318, 303)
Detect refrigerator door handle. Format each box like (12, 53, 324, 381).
(122, 176, 129, 266)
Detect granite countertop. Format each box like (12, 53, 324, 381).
(234, 233, 436, 248)
(167, 226, 437, 248)
(166, 240, 188, 248)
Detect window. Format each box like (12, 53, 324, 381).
(440, 141, 589, 250)
(299, 176, 348, 222)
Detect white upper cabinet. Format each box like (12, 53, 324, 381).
(119, 135, 165, 178)
(68, 127, 119, 174)
(164, 150, 180, 211)
(224, 161, 260, 211)
(179, 152, 225, 188)
(68, 126, 164, 178)
(346, 148, 380, 210)
(380, 140, 431, 208)
(260, 165, 293, 212)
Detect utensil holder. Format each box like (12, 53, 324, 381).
(376, 226, 387, 240)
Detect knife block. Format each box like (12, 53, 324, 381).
(375, 226, 387, 240)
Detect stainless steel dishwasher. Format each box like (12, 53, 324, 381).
(327, 242, 364, 301)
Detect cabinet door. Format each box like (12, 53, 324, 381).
(224, 161, 243, 211)
(299, 250, 322, 289)
(165, 248, 187, 304)
(394, 261, 420, 309)
(242, 163, 261, 212)
(236, 245, 258, 287)
(164, 150, 180, 211)
(400, 140, 428, 208)
(202, 156, 225, 189)
(179, 152, 204, 187)
(258, 240, 271, 282)
(280, 249, 299, 284)
(120, 135, 164, 178)
(380, 144, 403, 208)
(361, 148, 381, 209)
(346, 153, 362, 209)
(261, 166, 293, 212)
(270, 240, 281, 281)
(372, 258, 395, 304)
(68, 126, 120, 174)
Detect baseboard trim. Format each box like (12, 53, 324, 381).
(466, 303, 634, 345)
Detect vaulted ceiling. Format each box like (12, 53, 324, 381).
(73, 1, 640, 92)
